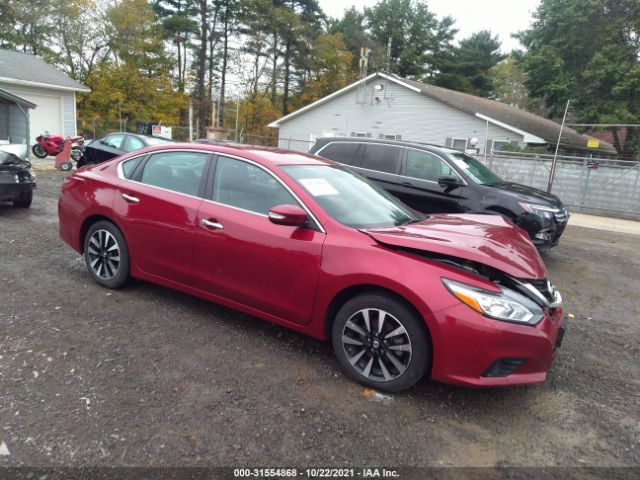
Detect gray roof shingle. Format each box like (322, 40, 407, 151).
(393, 74, 616, 154)
(0, 49, 89, 92)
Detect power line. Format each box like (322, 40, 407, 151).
(568, 124, 640, 127)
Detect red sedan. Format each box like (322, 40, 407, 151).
(59, 144, 566, 392)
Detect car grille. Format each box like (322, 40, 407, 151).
(527, 279, 555, 303)
(554, 209, 568, 223)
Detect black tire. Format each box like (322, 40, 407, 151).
(32, 144, 47, 158)
(331, 292, 431, 393)
(12, 189, 33, 208)
(83, 220, 130, 289)
(60, 162, 73, 171)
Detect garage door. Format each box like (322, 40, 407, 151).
(10, 92, 62, 140)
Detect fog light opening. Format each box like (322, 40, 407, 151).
(482, 358, 527, 377)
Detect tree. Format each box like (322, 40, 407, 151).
(487, 56, 530, 110)
(295, 33, 356, 107)
(366, 0, 456, 79)
(519, 0, 640, 155)
(433, 31, 505, 97)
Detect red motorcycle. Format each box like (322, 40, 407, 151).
(32, 132, 84, 161)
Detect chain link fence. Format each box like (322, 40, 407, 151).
(484, 151, 640, 221)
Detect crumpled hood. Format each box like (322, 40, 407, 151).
(363, 214, 547, 279)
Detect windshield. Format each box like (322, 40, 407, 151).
(283, 165, 420, 229)
(446, 152, 503, 185)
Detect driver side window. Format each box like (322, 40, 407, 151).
(405, 149, 459, 182)
(212, 156, 298, 215)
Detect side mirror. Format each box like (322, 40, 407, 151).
(268, 204, 308, 227)
(438, 175, 463, 189)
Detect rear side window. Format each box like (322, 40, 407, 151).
(317, 142, 361, 167)
(121, 157, 142, 178)
(140, 151, 208, 196)
(361, 145, 402, 174)
(102, 134, 125, 149)
(123, 135, 145, 152)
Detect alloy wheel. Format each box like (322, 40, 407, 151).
(87, 229, 121, 280)
(341, 308, 412, 382)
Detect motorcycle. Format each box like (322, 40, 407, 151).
(32, 132, 84, 162)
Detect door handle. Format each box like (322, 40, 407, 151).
(121, 193, 140, 203)
(201, 218, 224, 230)
(401, 181, 414, 187)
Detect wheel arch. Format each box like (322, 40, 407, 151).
(323, 284, 433, 348)
(79, 214, 124, 254)
(485, 205, 516, 220)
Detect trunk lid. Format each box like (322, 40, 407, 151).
(363, 214, 547, 279)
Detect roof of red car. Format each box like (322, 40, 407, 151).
(150, 143, 333, 167)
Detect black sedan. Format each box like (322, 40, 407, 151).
(80, 133, 175, 166)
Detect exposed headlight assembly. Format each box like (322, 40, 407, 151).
(442, 278, 545, 325)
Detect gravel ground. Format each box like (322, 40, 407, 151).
(0, 171, 639, 470)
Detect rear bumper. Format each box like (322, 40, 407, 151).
(428, 303, 566, 387)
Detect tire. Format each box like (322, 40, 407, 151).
(12, 189, 33, 208)
(331, 292, 431, 393)
(60, 162, 73, 171)
(83, 221, 130, 289)
(32, 144, 47, 158)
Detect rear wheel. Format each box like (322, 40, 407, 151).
(12, 189, 33, 208)
(84, 221, 130, 289)
(32, 144, 47, 158)
(331, 293, 431, 392)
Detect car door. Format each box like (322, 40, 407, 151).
(355, 144, 404, 195)
(395, 148, 466, 214)
(111, 150, 210, 285)
(95, 134, 126, 163)
(192, 155, 325, 325)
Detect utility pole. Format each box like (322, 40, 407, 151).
(387, 37, 392, 73)
(188, 100, 193, 142)
(234, 98, 240, 142)
(547, 99, 571, 193)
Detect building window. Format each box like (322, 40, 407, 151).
(491, 140, 509, 152)
(452, 138, 468, 150)
(382, 133, 401, 140)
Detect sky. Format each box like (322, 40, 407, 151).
(317, 0, 541, 53)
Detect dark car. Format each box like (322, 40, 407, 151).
(309, 138, 569, 250)
(0, 151, 35, 208)
(80, 132, 175, 166)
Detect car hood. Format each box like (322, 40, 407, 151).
(363, 214, 547, 279)
(489, 182, 563, 207)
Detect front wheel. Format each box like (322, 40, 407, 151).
(84, 221, 130, 289)
(331, 293, 431, 393)
(32, 144, 47, 158)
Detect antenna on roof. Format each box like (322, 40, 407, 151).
(358, 47, 370, 105)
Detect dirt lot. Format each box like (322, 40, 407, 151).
(0, 170, 639, 470)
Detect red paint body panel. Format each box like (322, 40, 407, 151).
(192, 201, 325, 325)
(364, 214, 546, 279)
(58, 144, 565, 388)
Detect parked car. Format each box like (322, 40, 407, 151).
(309, 138, 569, 251)
(80, 132, 175, 166)
(59, 143, 565, 392)
(0, 151, 35, 208)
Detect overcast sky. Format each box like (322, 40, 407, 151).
(318, 0, 541, 53)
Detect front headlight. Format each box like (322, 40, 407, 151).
(442, 278, 544, 325)
(518, 202, 559, 219)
